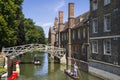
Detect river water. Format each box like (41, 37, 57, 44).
(17, 52, 103, 80)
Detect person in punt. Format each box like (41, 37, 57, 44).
(73, 62, 78, 77)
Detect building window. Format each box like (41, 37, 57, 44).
(83, 28, 86, 38)
(62, 34, 63, 41)
(82, 44, 86, 55)
(92, 0, 98, 10)
(72, 30, 75, 40)
(92, 40, 98, 54)
(67, 32, 68, 40)
(92, 18, 98, 33)
(80, 17, 83, 22)
(104, 0, 111, 5)
(104, 14, 111, 32)
(64, 33, 66, 40)
(78, 29, 80, 39)
(55, 34, 58, 41)
(104, 39, 111, 55)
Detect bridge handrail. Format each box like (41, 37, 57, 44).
(2, 44, 66, 59)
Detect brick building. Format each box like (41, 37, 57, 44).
(48, 3, 89, 72)
(89, 0, 120, 79)
(48, 27, 55, 46)
(90, 0, 120, 65)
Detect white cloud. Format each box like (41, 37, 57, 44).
(41, 22, 53, 27)
(54, 0, 65, 12)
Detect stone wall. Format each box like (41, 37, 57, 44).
(90, 0, 120, 66)
(89, 59, 120, 80)
(71, 58, 88, 72)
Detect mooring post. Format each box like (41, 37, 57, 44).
(7, 56, 14, 77)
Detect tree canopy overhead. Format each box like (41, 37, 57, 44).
(0, 0, 45, 50)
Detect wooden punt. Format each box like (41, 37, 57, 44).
(64, 69, 79, 80)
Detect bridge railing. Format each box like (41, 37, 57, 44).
(2, 44, 66, 59)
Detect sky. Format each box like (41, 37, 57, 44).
(22, 0, 90, 38)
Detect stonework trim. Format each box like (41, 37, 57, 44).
(89, 59, 120, 68)
(90, 35, 120, 39)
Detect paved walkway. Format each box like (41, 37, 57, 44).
(89, 66, 120, 80)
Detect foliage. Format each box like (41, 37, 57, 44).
(0, 0, 45, 50)
(0, 67, 7, 73)
(24, 18, 45, 44)
(0, 0, 24, 49)
(45, 38, 48, 44)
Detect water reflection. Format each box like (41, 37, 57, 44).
(34, 53, 48, 76)
(18, 52, 103, 80)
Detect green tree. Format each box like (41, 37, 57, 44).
(24, 18, 45, 44)
(0, 0, 45, 51)
(0, 0, 24, 50)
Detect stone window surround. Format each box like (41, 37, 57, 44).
(91, 40, 98, 54)
(104, 13, 111, 32)
(92, 18, 98, 34)
(103, 39, 111, 55)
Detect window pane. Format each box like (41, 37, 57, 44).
(104, 0, 111, 5)
(78, 29, 80, 39)
(83, 29, 86, 38)
(93, 0, 98, 10)
(104, 15, 111, 31)
(104, 40, 111, 54)
(92, 41, 98, 53)
(93, 19, 98, 33)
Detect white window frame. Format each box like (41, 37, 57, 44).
(92, 18, 98, 33)
(78, 29, 80, 39)
(104, 0, 111, 6)
(92, 0, 98, 10)
(92, 40, 98, 54)
(103, 39, 111, 55)
(104, 14, 111, 32)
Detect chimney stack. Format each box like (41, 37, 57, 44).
(59, 11, 63, 24)
(67, 3, 74, 66)
(68, 3, 74, 18)
(54, 17, 58, 28)
(58, 11, 64, 48)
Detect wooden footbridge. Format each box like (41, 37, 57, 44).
(2, 44, 66, 63)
